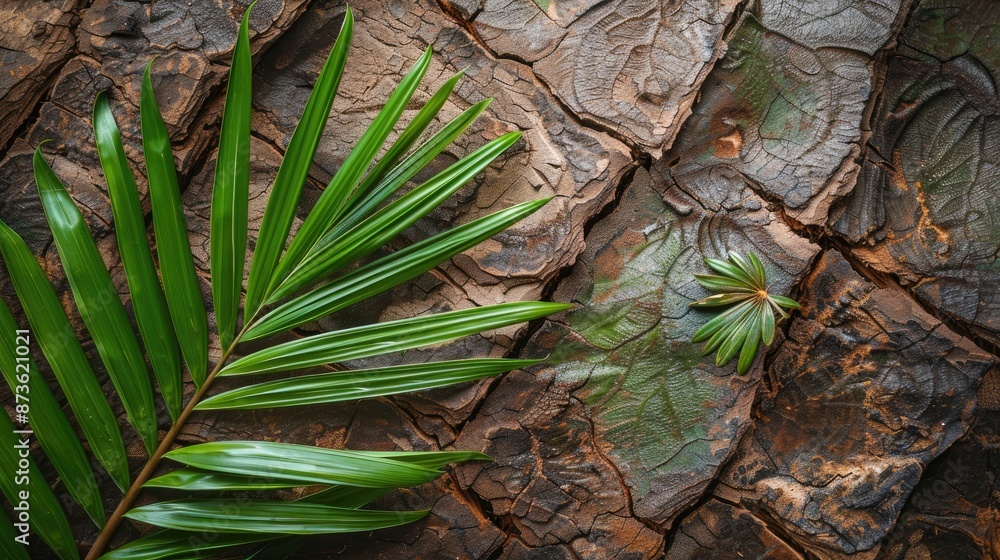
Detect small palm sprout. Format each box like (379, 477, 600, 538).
(689, 251, 800, 374)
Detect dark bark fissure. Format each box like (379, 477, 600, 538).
(748, 174, 1000, 361)
(662, 480, 813, 560)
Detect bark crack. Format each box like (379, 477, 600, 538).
(0, 0, 95, 156)
(433, 0, 645, 156)
(744, 174, 1000, 361)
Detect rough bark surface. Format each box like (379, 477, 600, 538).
(440, 0, 741, 151)
(1, 0, 999, 558)
(719, 251, 993, 556)
(830, 0, 1000, 350)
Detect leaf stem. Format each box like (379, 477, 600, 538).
(85, 318, 255, 559)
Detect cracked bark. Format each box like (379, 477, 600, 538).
(1, 0, 998, 558)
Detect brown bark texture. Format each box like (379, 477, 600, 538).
(1, 0, 999, 558)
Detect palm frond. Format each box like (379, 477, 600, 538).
(690, 251, 799, 374)
(0, 5, 565, 559)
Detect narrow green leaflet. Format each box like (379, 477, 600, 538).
(269, 131, 522, 301)
(199, 358, 539, 410)
(223, 301, 570, 376)
(737, 304, 763, 374)
(688, 292, 754, 308)
(691, 274, 756, 293)
(0, 411, 78, 560)
(147, 449, 489, 489)
(770, 294, 800, 311)
(34, 147, 158, 455)
(326, 98, 493, 244)
(145, 469, 303, 491)
(761, 302, 776, 345)
(247, 197, 547, 339)
(125, 500, 428, 535)
(0, 300, 103, 525)
(142, 61, 209, 387)
(362, 450, 491, 470)
(691, 298, 753, 343)
(700, 301, 756, 357)
(0, 511, 30, 560)
(245, 8, 354, 317)
(210, 5, 253, 348)
(0, 220, 129, 489)
(94, 91, 183, 420)
(162, 441, 444, 488)
(340, 70, 466, 215)
(747, 252, 767, 285)
(269, 47, 434, 291)
(101, 530, 278, 560)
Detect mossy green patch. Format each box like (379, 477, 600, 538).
(553, 223, 728, 488)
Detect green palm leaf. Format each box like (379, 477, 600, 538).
(328, 97, 493, 243)
(0, 410, 78, 559)
(125, 500, 428, 534)
(145, 468, 303, 491)
(210, 5, 253, 348)
(0, 221, 130, 490)
(245, 7, 354, 317)
(1, 5, 567, 558)
(343, 69, 466, 208)
(0, 300, 103, 525)
(94, 91, 183, 420)
(141, 61, 209, 387)
(269, 47, 434, 293)
(34, 147, 158, 454)
(160, 441, 445, 488)
(245, 197, 547, 340)
(268, 131, 521, 301)
(690, 251, 799, 374)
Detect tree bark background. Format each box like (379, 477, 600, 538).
(1, 0, 998, 558)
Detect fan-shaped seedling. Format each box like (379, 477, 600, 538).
(689, 251, 800, 374)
